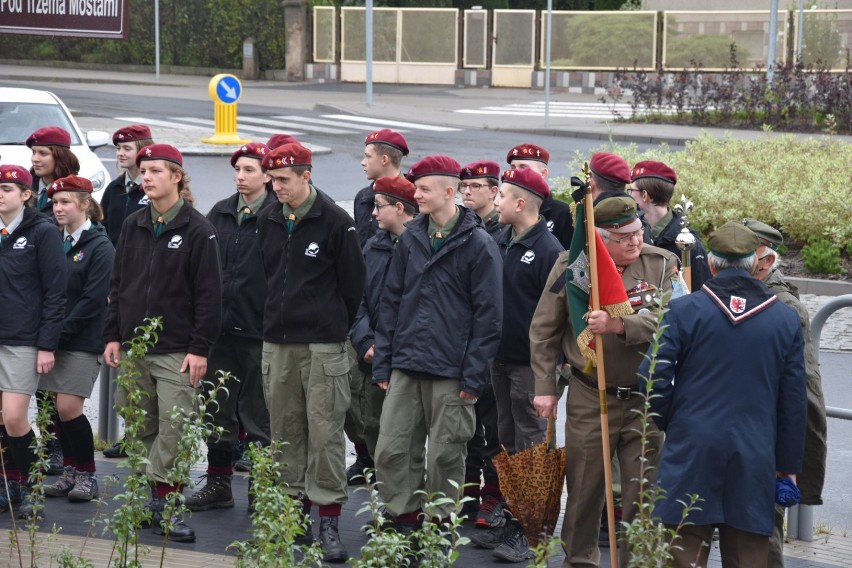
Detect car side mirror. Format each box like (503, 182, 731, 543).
(86, 130, 110, 150)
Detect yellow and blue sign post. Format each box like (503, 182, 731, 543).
(201, 73, 250, 145)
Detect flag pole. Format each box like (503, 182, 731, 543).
(583, 173, 619, 565)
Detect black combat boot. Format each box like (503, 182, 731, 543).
(318, 515, 348, 563)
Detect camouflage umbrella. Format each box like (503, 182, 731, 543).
(492, 418, 566, 547)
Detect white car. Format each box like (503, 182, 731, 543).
(0, 87, 111, 200)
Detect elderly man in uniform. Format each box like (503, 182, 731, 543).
(742, 219, 828, 568)
(532, 196, 679, 567)
(639, 221, 807, 568)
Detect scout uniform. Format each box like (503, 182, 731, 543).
(26, 126, 74, 217)
(639, 222, 806, 568)
(186, 143, 274, 513)
(506, 143, 574, 248)
(372, 155, 503, 523)
(257, 143, 365, 563)
(459, 160, 505, 239)
(100, 124, 153, 246)
(530, 196, 679, 567)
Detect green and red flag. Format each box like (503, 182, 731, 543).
(565, 199, 633, 368)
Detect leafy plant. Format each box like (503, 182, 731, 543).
(802, 239, 844, 275)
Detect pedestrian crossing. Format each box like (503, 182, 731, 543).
(454, 101, 677, 119)
(113, 113, 461, 138)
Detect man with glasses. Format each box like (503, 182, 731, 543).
(459, 160, 504, 239)
(531, 196, 680, 567)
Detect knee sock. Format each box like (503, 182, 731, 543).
(61, 415, 95, 473)
(57, 418, 77, 468)
(8, 430, 37, 486)
(0, 425, 19, 480)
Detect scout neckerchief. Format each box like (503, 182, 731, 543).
(151, 198, 184, 238)
(428, 206, 460, 253)
(282, 186, 317, 234)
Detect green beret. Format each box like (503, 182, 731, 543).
(594, 196, 638, 230)
(741, 218, 783, 250)
(708, 221, 760, 259)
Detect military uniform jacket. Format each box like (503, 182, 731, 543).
(640, 268, 807, 536)
(354, 184, 377, 248)
(257, 189, 365, 344)
(653, 210, 712, 290)
(0, 207, 67, 351)
(496, 217, 563, 365)
(350, 229, 395, 374)
(100, 175, 149, 246)
(60, 223, 115, 353)
(372, 206, 503, 397)
(207, 191, 276, 341)
(530, 244, 679, 392)
(765, 269, 827, 505)
(539, 197, 574, 249)
(104, 203, 222, 356)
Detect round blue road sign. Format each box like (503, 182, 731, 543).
(208, 73, 242, 104)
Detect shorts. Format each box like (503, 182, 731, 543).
(39, 350, 102, 398)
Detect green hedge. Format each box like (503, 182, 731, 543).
(2, 0, 288, 70)
(554, 133, 852, 251)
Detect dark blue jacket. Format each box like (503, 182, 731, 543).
(496, 217, 563, 364)
(207, 191, 276, 341)
(653, 209, 712, 290)
(373, 206, 503, 396)
(0, 207, 67, 351)
(639, 268, 807, 536)
(100, 175, 148, 246)
(354, 184, 377, 248)
(350, 229, 395, 374)
(539, 197, 574, 249)
(60, 223, 114, 353)
(104, 202, 222, 356)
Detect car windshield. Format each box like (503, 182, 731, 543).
(0, 102, 81, 145)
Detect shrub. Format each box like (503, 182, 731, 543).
(802, 239, 845, 275)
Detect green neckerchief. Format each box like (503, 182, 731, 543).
(152, 198, 184, 237)
(237, 192, 267, 225)
(428, 206, 460, 252)
(651, 208, 674, 240)
(509, 216, 539, 247)
(481, 208, 499, 226)
(282, 186, 317, 233)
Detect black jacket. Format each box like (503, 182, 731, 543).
(353, 184, 377, 248)
(350, 229, 395, 374)
(258, 190, 366, 344)
(496, 218, 564, 364)
(100, 175, 149, 246)
(540, 197, 574, 250)
(372, 206, 503, 396)
(104, 202, 222, 356)
(653, 210, 712, 290)
(0, 207, 67, 350)
(206, 191, 276, 341)
(60, 223, 115, 353)
(483, 214, 508, 240)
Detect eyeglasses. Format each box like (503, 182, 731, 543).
(374, 202, 395, 210)
(458, 182, 491, 192)
(628, 188, 643, 194)
(606, 230, 643, 245)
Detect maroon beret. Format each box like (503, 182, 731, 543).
(47, 174, 94, 198)
(231, 142, 270, 168)
(374, 176, 417, 207)
(365, 129, 409, 156)
(590, 152, 631, 185)
(460, 160, 501, 181)
(136, 143, 183, 167)
(405, 155, 461, 182)
(262, 143, 313, 170)
(631, 160, 677, 185)
(113, 124, 152, 145)
(0, 165, 33, 188)
(267, 133, 301, 150)
(506, 143, 550, 165)
(26, 126, 71, 148)
(501, 168, 551, 200)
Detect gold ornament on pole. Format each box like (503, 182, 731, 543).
(674, 194, 696, 292)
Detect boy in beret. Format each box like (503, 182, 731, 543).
(372, 155, 502, 531)
(506, 143, 573, 248)
(103, 144, 222, 542)
(354, 129, 410, 248)
(638, 222, 806, 568)
(532, 196, 680, 567)
(742, 219, 827, 568)
(257, 143, 365, 563)
(630, 160, 711, 289)
(471, 168, 564, 561)
(185, 143, 274, 514)
(349, 176, 418, 477)
(459, 160, 504, 238)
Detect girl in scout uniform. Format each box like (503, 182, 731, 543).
(41, 175, 114, 503)
(26, 126, 80, 216)
(0, 164, 67, 516)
